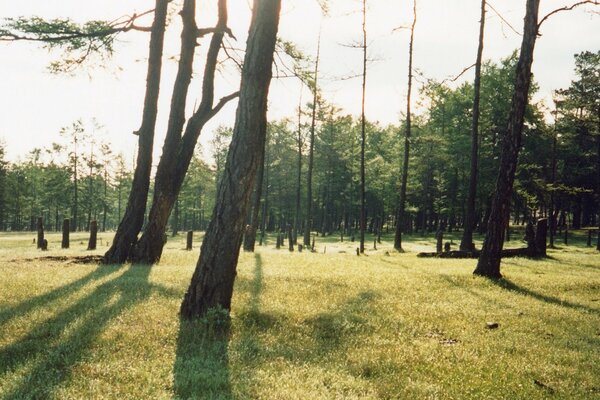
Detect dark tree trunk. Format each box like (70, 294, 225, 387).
(62, 218, 70, 249)
(36, 217, 44, 249)
(180, 0, 281, 318)
(394, 0, 416, 252)
(295, 96, 303, 244)
(88, 220, 98, 250)
(359, 0, 367, 254)
(186, 230, 193, 250)
(474, 0, 540, 278)
(172, 198, 179, 236)
(103, 0, 169, 264)
(304, 34, 321, 247)
(243, 144, 265, 252)
(131, 0, 237, 264)
(460, 0, 486, 251)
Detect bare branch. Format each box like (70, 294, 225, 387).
(538, 1, 599, 29)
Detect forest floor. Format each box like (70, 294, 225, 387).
(0, 229, 599, 399)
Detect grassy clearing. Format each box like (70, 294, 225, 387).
(0, 231, 599, 399)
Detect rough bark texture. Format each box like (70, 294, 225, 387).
(131, 0, 237, 264)
(394, 0, 416, 252)
(103, 0, 168, 264)
(36, 217, 44, 249)
(460, 0, 486, 252)
(61, 218, 70, 249)
(180, 0, 281, 318)
(186, 230, 193, 250)
(474, 0, 540, 278)
(87, 220, 98, 250)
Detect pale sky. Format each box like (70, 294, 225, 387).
(0, 0, 598, 164)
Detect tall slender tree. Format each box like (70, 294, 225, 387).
(304, 33, 321, 247)
(359, 0, 367, 253)
(460, 0, 486, 252)
(394, 0, 417, 252)
(181, 0, 281, 318)
(103, 0, 169, 263)
(475, 0, 541, 278)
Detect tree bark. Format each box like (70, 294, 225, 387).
(131, 0, 237, 264)
(103, 0, 169, 264)
(180, 0, 281, 318)
(88, 220, 98, 250)
(243, 142, 266, 252)
(394, 0, 416, 252)
(62, 218, 70, 249)
(474, 0, 540, 278)
(303, 33, 321, 247)
(36, 217, 44, 249)
(460, 0, 486, 252)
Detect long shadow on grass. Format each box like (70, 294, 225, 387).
(492, 278, 600, 316)
(0, 264, 179, 399)
(0, 265, 118, 327)
(172, 253, 266, 400)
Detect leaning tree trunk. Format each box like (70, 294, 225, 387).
(460, 0, 486, 252)
(131, 0, 237, 264)
(474, 0, 540, 278)
(180, 0, 281, 318)
(103, 0, 168, 264)
(243, 141, 266, 252)
(394, 0, 416, 252)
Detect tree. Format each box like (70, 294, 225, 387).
(359, 0, 368, 253)
(103, 0, 170, 263)
(180, 0, 282, 318)
(394, 0, 417, 252)
(130, 0, 238, 264)
(460, 0, 486, 252)
(474, 0, 541, 278)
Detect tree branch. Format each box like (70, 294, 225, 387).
(538, 1, 599, 29)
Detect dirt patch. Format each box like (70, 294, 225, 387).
(9, 255, 104, 265)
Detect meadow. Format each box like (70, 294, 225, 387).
(0, 230, 599, 399)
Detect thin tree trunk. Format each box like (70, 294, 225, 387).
(243, 140, 266, 252)
(131, 0, 237, 264)
(460, 0, 486, 251)
(474, 0, 540, 278)
(103, 0, 169, 264)
(549, 102, 559, 248)
(394, 0, 416, 252)
(295, 92, 303, 244)
(303, 33, 321, 247)
(180, 0, 281, 318)
(359, 0, 367, 254)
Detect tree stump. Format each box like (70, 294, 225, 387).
(435, 229, 443, 254)
(186, 231, 193, 250)
(288, 225, 294, 252)
(276, 233, 281, 249)
(40, 238, 48, 251)
(87, 220, 98, 250)
(534, 218, 547, 257)
(298, 244, 303, 252)
(37, 217, 44, 250)
(62, 218, 70, 249)
(444, 242, 451, 253)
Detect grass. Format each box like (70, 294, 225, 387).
(0, 229, 599, 399)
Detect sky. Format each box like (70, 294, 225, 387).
(0, 0, 598, 165)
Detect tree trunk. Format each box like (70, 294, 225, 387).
(186, 230, 193, 250)
(474, 0, 540, 278)
(62, 218, 70, 249)
(88, 220, 98, 250)
(303, 33, 321, 247)
(460, 0, 486, 251)
(359, 0, 367, 254)
(103, 0, 169, 264)
(243, 143, 266, 252)
(36, 217, 44, 249)
(180, 0, 281, 318)
(131, 0, 236, 264)
(394, 0, 416, 252)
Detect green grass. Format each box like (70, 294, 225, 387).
(0, 230, 599, 399)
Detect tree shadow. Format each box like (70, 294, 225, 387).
(0, 264, 118, 327)
(0, 264, 178, 399)
(491, 277, 600, 316)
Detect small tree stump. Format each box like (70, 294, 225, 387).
(436, 229, 443, 254)
(87, 220, 98, 250)
(444, 242, 451, 253)
(62, 218, 70, 249)
(276, 233, 281, 249)
(37, 217, 44, 250)
(186, 231, 193, 250)
(534, 219, 547, 256)
(298, 244, 303, 252)
(40, 238, 48, 251)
